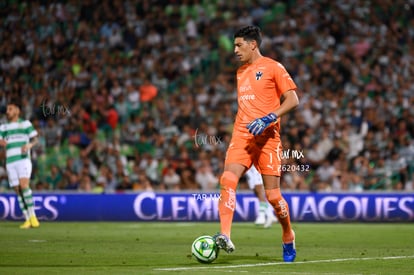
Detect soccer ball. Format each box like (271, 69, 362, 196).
(191, 235, 219, 264)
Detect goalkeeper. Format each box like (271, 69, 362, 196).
(214, 25, 299, 262)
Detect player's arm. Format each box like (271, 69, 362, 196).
(273, 89, 299, 117)
(22, 136, 38, 153)
(0, 126, 5, 147)
(28, 136, 39, 148)
(246, 90, 299, 136)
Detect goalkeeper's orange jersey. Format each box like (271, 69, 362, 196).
(233, 57, 297, 139)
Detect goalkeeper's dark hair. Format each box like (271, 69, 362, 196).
(234, 25, 262, 47)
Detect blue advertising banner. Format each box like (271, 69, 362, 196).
(0, 192, 413, 222)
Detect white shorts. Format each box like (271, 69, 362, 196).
(245, 165, 263, 189)
(6, 159, 32, 187)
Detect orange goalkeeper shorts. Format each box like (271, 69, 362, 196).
(224, 133, 283, 176)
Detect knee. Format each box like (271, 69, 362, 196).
(221, 171, 239, 182)
(266, 193, 280, 206)
(220, 171, 239, 189)
(19, 179, 30, 189)
(265, 192, 289, 219)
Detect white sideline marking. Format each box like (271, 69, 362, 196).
(154, 255, 414, 272)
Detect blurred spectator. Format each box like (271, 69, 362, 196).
(115, 93, 129, 124)
(35, 181, 49, 191)
(306, 142, 325, 168)
(317, 130, 334, 159)
(65, 172, 80, 190)
(138, 153, 159, 186)
(116, 175, 132, 191)
(195, 162, 218, 191)
(110, 79, 124, 99)
(125, 82, 140, 115)
(180, 168, 198, 190)
(134, 171, 153, 191)
(104, 142, 124, 174)
(326, 137, 347, 164)
(129, 161, 141, 186)
(78, 152, 99, 179)
(385, 151, 408, 190)
(120, 114, 142, 145)
(316, 159, 336, 189)
(331, 161, 343, 192)
(141, 118, 159, 140)
(104, 104, 119, 132)
(45, 164, 63, 190)
(92, 176, 106, 194)
(105, 168, 118, 193)
(162, 166, 181, 191)
(79, 174, 93, 192)
(43, 118, 62, 147)
(139, 77, 158, 104)
(281, 158, 308, 191)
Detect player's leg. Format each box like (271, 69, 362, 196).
(263, 174, 295, 262)
(215, 138, 252, 253)
(215, 163, 246, 253)
(262, 175, 294, 240)
(251, 183, 280, 228)
(257, 144, 295, 262)
(13, 186, 31, 229)
(263, 194, 278, 228)
(19, 177, 39, 228)
(217, 164, 244, 235)
(7, 163, 31, 228)
(246, 166, 267, 225)
(18, 160, 39, 228)
(252, 183, 279, 228)
(253, 185, 267, 225)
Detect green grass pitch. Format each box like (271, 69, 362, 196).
(0, 222, 413, 274)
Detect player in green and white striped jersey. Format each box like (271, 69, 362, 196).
(0, 99, 40, 229)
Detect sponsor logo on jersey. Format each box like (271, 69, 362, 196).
(239, 85, 252, 93)
(239, 94, 255, 101)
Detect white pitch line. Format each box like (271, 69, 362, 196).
(154, 255, 414, 272)
(28, 239, 47, 243)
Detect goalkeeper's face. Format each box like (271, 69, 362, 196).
(234, 37, 255, 63)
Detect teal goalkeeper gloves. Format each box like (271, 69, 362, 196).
(246, 113, 278, 136)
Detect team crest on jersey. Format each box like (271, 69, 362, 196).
(255, 71, 263, 80)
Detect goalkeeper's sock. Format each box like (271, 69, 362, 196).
(218, 171, 238, 238)
(21, 187, 36, 217)
(265, 188, 294, 243)
(17, 195, 30, 220)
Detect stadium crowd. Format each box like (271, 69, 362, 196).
(0, 0, 413, 193)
